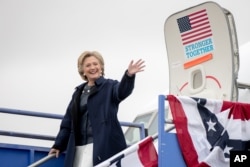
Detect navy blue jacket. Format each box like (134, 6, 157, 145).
(52, 71, 135, 166)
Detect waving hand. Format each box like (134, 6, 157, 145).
(127, 59, 145, 76)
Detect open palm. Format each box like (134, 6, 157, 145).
(127, 59, 145, 75)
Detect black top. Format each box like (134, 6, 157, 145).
(76, 85, 95, 145)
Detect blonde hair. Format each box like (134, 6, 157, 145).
(77, 51, 105, 81)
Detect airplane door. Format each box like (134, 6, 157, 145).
(164, 1, 239, 101)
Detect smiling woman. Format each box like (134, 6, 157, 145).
(77, 51, 105, 85)
(48, 50, 145, 167)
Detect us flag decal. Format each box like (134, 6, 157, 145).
(177, 9, 212, 45)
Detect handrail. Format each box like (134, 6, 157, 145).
(237, 81, 250, 89)
(27, 153, 56, 167)
(0, 107, 146, 166)
(95, 123, 175, 167)
(0, 107, 63, 119)
(0, 130, 56, 140)
(0, 107, 146, 141)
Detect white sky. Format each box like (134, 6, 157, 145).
(1, 0, 250, 125)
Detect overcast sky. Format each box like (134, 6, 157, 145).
(1, 0, 250, 125)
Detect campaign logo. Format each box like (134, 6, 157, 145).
(177, 9, 214, 69)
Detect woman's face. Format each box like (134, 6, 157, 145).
(82, 56, 102, 83)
